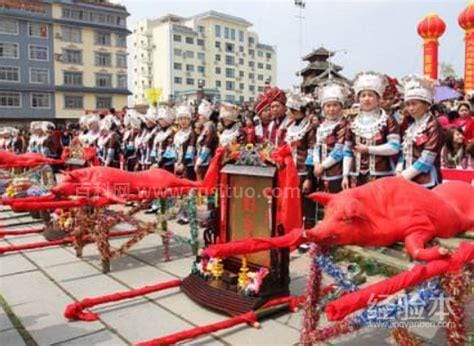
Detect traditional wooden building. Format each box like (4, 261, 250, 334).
(299, 47, 350, 94)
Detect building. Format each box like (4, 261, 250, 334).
(0, 0, 131, 124)
(0, 0, 55, 124)
(131, 11, 277, 105)
(51, 0, 131, 119)
(299, 47, 349, 94)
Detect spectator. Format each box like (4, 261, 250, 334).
(441, 127, 468, 169)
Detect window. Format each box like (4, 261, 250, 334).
(215, 54, 221, 62)
(215, 67, 221, 74)
(64, 95, 83, 109)
(95, 52, 111, 67)
(63, 71, 83, 86)
(117, 75, 127, 88)
(28, 23, 48, 38)
(266, 52, 272, 59)
(0, 18, 18, 35)
(249, 61, 255, 68)
(61, 26, 81, 43)
(31, 93, 51, 109)
(63, 49, 82, 64)
(226, 81, 234, 90)
(225, 95, 235, 102)
(258, 74, 264, 81)
(0, 66, 19, 82)
(197, 52, 205, 60)
(230, 29, 235, 40)
(29, 45, 48, 61)
(96, 96, 112, 109)
(174, 77, 182, 84)
(174, 48, 182, 56)
(225, 43, 234, 53)
(248, 37, 255, 45)
(186, 64, 194, 72)
(116, 34, 127, 47)
(239, 83, 244, 90)
(94, 31, 111, 46)
(266, 64, 272, 70)
(197, 39, 204, 46)
(116, 54, 127, 68)
(0, 92, 20, 107)
(239, 46, 244, 53)
(0, 42, 18, 59)
(258, 50, 264, 57)
(224, 27, 229, 39)
(197, 66, 205, 73)
(95, 73, 112, 87)
(249, 85, 255, 92)
(258, 63, 264, 69)
(225, 68, 235, 78)
(249, 49, 255, 57)
(239, 58, 244, 65)
(239, 71, 244, 78)
(239, 30, 244, 42)
(249, 73, 255, 80)
(185, 51, 194, 59)
(215, 80, 221, 88)
(30, 68, 49, 84)
(173, 34, 182, 42)
(185, 37, 194, 44)
(215, 41, 221, 48)
(186, 78, 194, 85)
(174, 63, 182, 70)
(215, 25, 221, 37)
(225, 55, 235, 65)
(198, 25, 205, 33)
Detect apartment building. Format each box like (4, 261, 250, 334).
(132, 11, 277, 105)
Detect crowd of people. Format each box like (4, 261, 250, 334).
(0, 72, 473, 226)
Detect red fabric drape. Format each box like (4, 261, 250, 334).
(204, 228, 304, 258)
(325, 242, 474, 321)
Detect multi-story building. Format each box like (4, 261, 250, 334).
(0, 0, 55, 124)
(52, 0, 131, 119)
(132, 11, 277, 105)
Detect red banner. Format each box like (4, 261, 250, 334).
(423, 40, 439, 80)
(442, 168, 474, 183)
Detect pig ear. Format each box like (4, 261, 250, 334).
(308, 192, 334, 205)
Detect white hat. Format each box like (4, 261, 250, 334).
(124, 109, 142, 129)
(86, 114, 100, 127)
(176, 104, 193, 119)
(353, 71, 387, 97)
(157, 105, 176, 124)
(219, 102, 239, 122)
(316, 82, 350, 107)
(5, 127, 18, 136)
(30, 121, 41, 131)
(41, 121, 55, 132)
(286, 90, 309, 111)
(100, 115, 119, 131)
(401, 74, 435, 104)
(198, 99, 213, 118)
(144, 105, 158, 123)
(79, 115, 88, 127)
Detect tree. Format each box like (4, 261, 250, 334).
(440, 62, 457, 80)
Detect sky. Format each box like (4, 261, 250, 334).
(121, 0, 468, 89)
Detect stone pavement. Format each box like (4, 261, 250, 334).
(0, 207, 472, 345)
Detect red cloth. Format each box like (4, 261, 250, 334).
(255, 92, 271, 115)
(64, 279, 181, 321)
(442, 168, 474, 183)
(325, 242, 474, 321)
(0, 227, 44, 238)
(264, 86, 287, 106)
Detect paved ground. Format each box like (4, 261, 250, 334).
(0, 207, 472, 345)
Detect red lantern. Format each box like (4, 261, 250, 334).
(417, 13, 446, 80)
(459, 2, 474, 94)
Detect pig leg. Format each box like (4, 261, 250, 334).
(404, 231, 450, 262)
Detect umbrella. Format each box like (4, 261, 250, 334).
(434, 85, 462, 103)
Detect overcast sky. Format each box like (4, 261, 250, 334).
(122, 0, 467, 89)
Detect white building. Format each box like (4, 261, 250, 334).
(131, 11, 277, 105)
